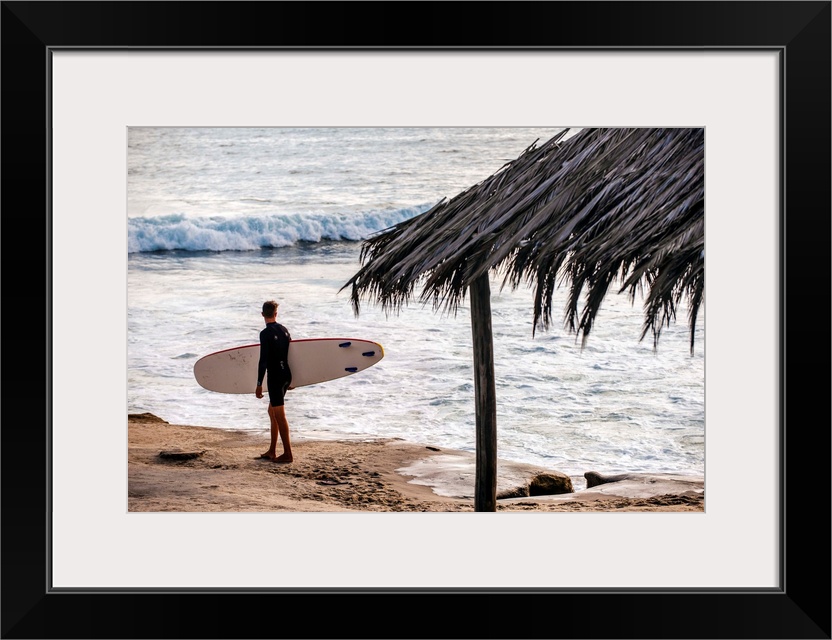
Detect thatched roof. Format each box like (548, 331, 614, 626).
(342, 127, 704, 353)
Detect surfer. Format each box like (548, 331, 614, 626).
(255, 300, 294, 463)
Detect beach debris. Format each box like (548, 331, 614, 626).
(497, 471, 574, 499)
(585, 471, 636, 487)
(158, 449, 206, 461)
(315, 472, 349, 486)
(529, 472, 573, 496)
(583, 471, 704, 498)
(129, 412, 168, 424)
(496, 486, 529, 499)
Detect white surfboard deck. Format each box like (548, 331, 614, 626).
(193, 338, 384, 393)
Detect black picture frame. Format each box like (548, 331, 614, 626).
(2, 2, 829, 638)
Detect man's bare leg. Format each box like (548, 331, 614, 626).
(260, 404, 280, 460)
(269, 405, 294, 462)
(271, 404, 293, 462)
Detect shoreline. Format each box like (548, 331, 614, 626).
(128, 413, 704, 512)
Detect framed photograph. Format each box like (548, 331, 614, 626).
(3, 2, 829, 638)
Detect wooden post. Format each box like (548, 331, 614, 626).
(469, 273, 497, 512)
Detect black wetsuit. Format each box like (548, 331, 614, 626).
(257, 322, 292, 406)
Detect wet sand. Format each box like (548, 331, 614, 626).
(128, 413, 704, 513)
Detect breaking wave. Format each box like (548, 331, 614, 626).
(127, 205, 429, 253)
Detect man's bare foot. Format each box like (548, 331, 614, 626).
(274, 453, 293, 463)
(258, 452, 277, 460)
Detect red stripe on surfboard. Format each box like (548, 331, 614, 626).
(196, 338, 382, 360)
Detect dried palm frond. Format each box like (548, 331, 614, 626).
(342, 127, 704, 353)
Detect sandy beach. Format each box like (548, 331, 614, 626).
(128, 413, 704, 512)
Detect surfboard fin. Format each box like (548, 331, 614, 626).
(339, 341, 352, 348)
(345, 367, 358, 372)
(362, 351, 375, 357)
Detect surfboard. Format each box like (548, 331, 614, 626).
(193, 338, 384, 393)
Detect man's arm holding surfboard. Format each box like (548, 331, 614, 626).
(194, 338, 384, 394)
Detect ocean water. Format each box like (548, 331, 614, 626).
(127, 127, 705, 488)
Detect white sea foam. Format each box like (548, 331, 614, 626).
(127, 206, 428, 253)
